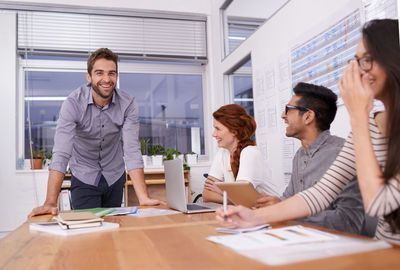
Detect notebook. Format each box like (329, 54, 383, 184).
(55, 212, 103, 229)
(164, 159, 220, 213)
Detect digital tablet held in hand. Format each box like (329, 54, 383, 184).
(215, 182, 260, 208)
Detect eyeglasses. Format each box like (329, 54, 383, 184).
(284, 104, 311, 115)
(348, 56, 374, 72)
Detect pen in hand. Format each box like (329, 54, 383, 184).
(223, 190, 227, 222)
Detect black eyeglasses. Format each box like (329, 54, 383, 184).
(285, 104, 311, 115)
(348, 56, 374, 72)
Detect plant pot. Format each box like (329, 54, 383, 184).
(142, 155, 149, 168)
(31, 158, 43, 170)
(152, 155, 163, 167)
(43, 159, 51, 169)
(186, 154, 198, 165)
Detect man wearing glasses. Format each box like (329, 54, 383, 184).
(257, 82, 375, 235)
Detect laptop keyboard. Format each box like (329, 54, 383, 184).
(187, 204, 210, 210)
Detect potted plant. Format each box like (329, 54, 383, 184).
(163, 148, 181, 161)
(185, 151, 198, 165)
(163, 148, 190, 170)
(139, 137, 150, 167)
(148, 144, 165, 167)
(30, 149, 47, 170)
(43, 150, 53, 169)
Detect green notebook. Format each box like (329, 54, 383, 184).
(74, 208, 115, 217)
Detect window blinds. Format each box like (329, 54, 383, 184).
(18, 11, 207, 61)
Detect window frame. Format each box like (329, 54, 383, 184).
(227, 58, 253, 107)
(18, 57, 209, 162)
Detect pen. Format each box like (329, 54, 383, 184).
(223, 190, 227, 222)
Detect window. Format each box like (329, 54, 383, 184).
(23, 70, 86, 157)
(227, 17, 264, 54)
(20, 58, 205, 160)
(229, 59, 254, 116)
(119, 73, 204, 155)
(15, 8, 208, 164)
(220, 0, 289, 57)
(232, 75, 253, 116)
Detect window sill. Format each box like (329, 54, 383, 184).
(16, 168, 49, 174)
(15, 161, 212, 174)
(143, 160, 211, 171)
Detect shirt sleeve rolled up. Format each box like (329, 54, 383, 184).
(121, 98, 143, 171)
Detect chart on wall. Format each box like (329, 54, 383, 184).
(290, 9, 362, 99)
(290, 0, 398, 99)
(363, 0, 398, 21)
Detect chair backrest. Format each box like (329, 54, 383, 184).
(193, 173, 208, 203)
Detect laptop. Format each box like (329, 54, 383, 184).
(164, 159, 220, 213)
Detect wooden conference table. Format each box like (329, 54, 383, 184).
(1, 208, 400, 270)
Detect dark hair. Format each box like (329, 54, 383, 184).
(363, 19, 400, 232)
(213, 104, 256, 179)
(87, 48, 118, 75)
(293, 82, 338, 131)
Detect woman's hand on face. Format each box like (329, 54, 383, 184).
(203, 175, 223, 195)
(215, 205, 258, 228)
(339, 60, 374, 120)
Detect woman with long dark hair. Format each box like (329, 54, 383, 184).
(216, 19, 400, 243)
(203, 104, 279, 203)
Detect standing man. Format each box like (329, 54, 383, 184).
(257, 82, 372, 235)
(29, 48, 162, 217)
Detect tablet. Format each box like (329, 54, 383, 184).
(215, 182, 260, 208)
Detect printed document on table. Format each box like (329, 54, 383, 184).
(208, 225, 337, 250)
(207, 225, 391, 265)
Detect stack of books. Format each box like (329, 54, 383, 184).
(55, 212, 103, 230)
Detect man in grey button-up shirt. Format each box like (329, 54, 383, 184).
(29, 48, 162, 217)
(257, 82, 375, 235)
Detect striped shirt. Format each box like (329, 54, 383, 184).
(297, 114, 400, 244)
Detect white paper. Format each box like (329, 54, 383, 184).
(29, 222, 119, 236)
(133, 208, 180, 218)
(216, 224, 271, 234)
(238, 237, 391, 266)
(208, 226, 337, 250)
(207, 225, 392, 265)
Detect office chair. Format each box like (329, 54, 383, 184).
(193, 173, 208, 203)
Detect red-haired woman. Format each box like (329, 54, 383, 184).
(202, 104, 279, 203)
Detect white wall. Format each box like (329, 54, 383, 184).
(0, 12, 50, 232)
(226, 0, 288, 19)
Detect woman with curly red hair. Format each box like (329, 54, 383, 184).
(202, 104, 279, 203)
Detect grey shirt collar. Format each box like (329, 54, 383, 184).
(302, 130, 331, 158)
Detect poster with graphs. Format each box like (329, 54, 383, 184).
(290, 10, 362, 98)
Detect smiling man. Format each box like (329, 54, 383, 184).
(256, 82, 373, 235)
(29, 48, 162, 217)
